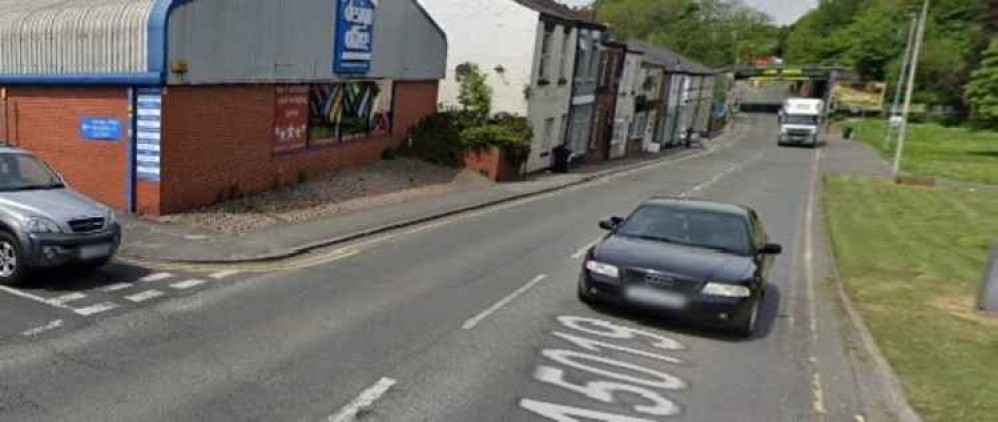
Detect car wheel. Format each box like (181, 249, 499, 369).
(733, 297, 762, 338)
(577, 278, 597, 305)
(0, 232, 28, 286)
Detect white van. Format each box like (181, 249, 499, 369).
(778, 98, 824, 147)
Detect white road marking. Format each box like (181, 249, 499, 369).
(50, 292, 88, 306)
(101, 282, 134, 292)
(804, 149, 828, 417)
(138, 272, 174, 283)
(169, 279, 207, 290)
(209, 270, 240, 279)
(571, 238, 603, 259)
(126, 290, 165, 303)
(326, 377, 397, 422)
(0, 286, 76, 310)
(21, 320, 64, 337)
(74, 302, 118, 316)
(462, 274, 548, 330)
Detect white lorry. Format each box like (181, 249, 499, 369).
(778, 98, 824, 147)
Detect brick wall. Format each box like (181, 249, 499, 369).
(158, 80, 438, 214)
(2, 86, 130, 210)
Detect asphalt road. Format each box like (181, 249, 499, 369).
(0, 115, 884, 421)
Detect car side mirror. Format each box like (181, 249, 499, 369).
(599, 216, 623, 231)
(760, 243, 783, 255)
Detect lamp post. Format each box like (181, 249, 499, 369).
(892, 0, 930, 178)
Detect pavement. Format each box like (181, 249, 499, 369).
(120, 150, 703, 263)
(0, 115, 908, 421)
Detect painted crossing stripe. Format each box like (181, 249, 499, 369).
(101, 283, 134, 293)
(126, 290, 164, 303)
(50, 292, 87, 306)
(138, 272, 173, 283)
(209, 270, 240, 280)
(169, 279, 207, 290)
(74, 302, 118, 316)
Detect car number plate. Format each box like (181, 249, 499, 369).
(625, 286, 687, 309)
(79, 243, 112, 260)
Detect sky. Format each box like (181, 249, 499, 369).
(560, 0, 818, 26)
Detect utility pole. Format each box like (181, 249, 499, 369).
(893, 0, 930, 178)
(885, 15, 918, 150)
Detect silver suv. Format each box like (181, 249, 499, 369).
(0, 148, 120, 285)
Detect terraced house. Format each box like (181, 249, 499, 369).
(0, 0, 446, 215)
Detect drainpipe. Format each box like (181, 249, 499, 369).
(126, 87, 137, 213)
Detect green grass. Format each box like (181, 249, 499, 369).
(825, 175, 998, 422)
(850, 120, 998, 184)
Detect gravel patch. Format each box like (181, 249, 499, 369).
(161, 159, 493, 234)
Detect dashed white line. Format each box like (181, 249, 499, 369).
(21, 320, 64, 337)
(169, 279, 207, 290)
(101, 282, 134, 292)
(74, 302, 118, 316)
(462, 274, 548, 330)
(138, 272, 174, 283)
(50, 292, 87, 306)
(326, 377, 397, 422)
(571, 238, 602, 259)
(209, 270, 240, 279)
(126, 289, 165, 303)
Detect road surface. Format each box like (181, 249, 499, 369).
(0, 115, 881, 421)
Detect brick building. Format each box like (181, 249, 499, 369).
(0, 0, 446, 215)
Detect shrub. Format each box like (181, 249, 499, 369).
(460, 114, 533, 167)
(398, 111, 465, 167)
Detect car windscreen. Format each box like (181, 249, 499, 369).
(616, 205, 752, 256)
(0, 153, 65, 192)
(783, 114, 818, 125)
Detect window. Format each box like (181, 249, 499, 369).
(542, 118, 555, 149)
(0, 153, 64, 192)
(597, 51, 610, 88)
(616, 205, 752, 256)
(539, 24, 554, 82)
(559, 27, 571, 80)
(560, 114, 568, 145)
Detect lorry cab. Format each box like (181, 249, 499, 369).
(778, 98, 824, 147)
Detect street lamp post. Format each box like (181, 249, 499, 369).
(885, 15, 918, 150)
(892, 0, 930, 178)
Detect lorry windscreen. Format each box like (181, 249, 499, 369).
(784, 115, 818, 125)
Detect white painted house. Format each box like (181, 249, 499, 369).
(417, 0, 601, 173)
(610, 48, 643, 159)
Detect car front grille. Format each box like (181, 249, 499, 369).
(787, 129, 812, 137)
(68, 217, 105, 233)
(623, 268, 703, 294)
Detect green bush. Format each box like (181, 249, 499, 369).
(460, 114, 533, 167)
(398, 111, 465, 167)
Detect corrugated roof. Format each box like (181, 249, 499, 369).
(627, 39, 715, 75)
(514, 0, 604, 27)
(0, 0, 157, 77)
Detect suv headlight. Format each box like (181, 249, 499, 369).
(702, 282, 752, 298)
(586, 260, 620, 279)
(26, 216, 63, 234)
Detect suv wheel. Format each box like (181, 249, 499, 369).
(0, 232, 27, 286)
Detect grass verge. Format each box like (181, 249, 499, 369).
(825, 174, 998, 422)
(849, 119, 998, 184)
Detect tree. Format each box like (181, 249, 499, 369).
(966, 37, 998, 124)
(455, 62, 492, 125)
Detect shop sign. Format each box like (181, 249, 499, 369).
(136, 88, 162, 182)
(79, 117, 123, 141)
(274, 86, 309, 154)
(334, 0, 377, 75)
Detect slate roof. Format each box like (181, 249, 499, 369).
(627, 39, 716, 75)
(514, 0, 604, 28)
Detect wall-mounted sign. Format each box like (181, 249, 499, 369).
(79, 117, 123, 141)
(334, 0, 377, 75)
(306, 80, 394, 147)
(274, 86, 309, 154)
(136, 88, 163, 182)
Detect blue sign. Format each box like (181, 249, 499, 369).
(135, 88, 162, 182)
(334, 0, 376, 74)
(80, 117, 123, 141)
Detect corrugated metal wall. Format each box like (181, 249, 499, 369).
(0, 0, 154, 75)
(167, 0, 446, 85)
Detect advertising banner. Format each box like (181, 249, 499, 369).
(832, 81, 887, 112)
(334, 0, 376, 75)
(273, 86, 309, 154)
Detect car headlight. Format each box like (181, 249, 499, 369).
(26, 216, 63, 234)
(585, 260, 620, 279)
(702, 282, 752, 298)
